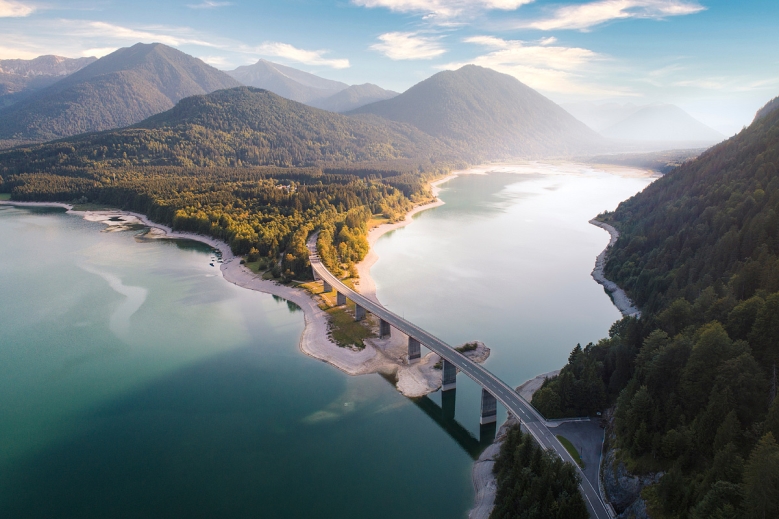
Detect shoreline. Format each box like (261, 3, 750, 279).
(589, 219, 641, 318)
(3, 164, 642, 519)
(353, 173, 458, 301)
(0, 171, 471, 396)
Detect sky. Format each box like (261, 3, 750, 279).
(0, 0, 777, 135)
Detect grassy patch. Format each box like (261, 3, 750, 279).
(0, 193, 11, 201)
(301, 278, 374, 349)
(326, 305, 374, 349)
(456, 342, 478, 353)
(368, 215, 391, 229)
(556, 435, 585, 468)
(243, 259, 264, 274)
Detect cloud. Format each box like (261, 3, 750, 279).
(0, 45, 40, 60)
(370, 32, 446, 60)
(64, 21, 221, 48)
(186, 1, 233, 8)
(524, 0, 705, 31)
(0, 0, 34, 17)
(444, 36, 631, 96)
(254, 42, 350, 69)
(81, 47, 118, 58)
(200, 55, 230, 67)
(353, 0, 533, 19)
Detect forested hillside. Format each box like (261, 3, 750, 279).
(0, 87, 452, 170)
(350, 65, 604, 159)
(0, 43, 240, 147)
(0, 86, 456, 283)
(532, 97, 779, 518)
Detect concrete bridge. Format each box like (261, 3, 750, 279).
(309, 245, 612, 519)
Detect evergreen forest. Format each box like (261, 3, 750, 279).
(531, 99, 779, 517)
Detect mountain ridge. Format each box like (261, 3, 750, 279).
(0, 86, 455, 170)
(601, 103, 724, 143)
(350, 65, 605, 159)
(227, 59, 348, 104)
(0, 43, 240, 147)
(310, 83, 398, 112)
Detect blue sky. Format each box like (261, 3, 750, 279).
(1, 0, 777, 134)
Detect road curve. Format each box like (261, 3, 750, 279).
(308, 246, 612, 519)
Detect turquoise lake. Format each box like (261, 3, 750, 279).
(0, 163, 652, 518)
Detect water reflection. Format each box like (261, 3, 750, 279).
(271, 294, 302, 313)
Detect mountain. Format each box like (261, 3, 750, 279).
(310, 83, 398, 112)
(349, 65, 604, 159)
(601, 104, 724, 143)
(754, 95, 779, 122)
(561, 101, 642, 132)
(0, 43, 240, 147)
(0, 55, 96, 108)
(227, 59, 347, 104)
(531, 94, 779, 517)
(0, 86, 452, 170)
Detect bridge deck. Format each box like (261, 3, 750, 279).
(308, 246, 611, 519)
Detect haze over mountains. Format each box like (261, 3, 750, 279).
(564, 101, 724, 144)
(0, 55, 96, 108)
(227, 59, 397, 112)
(0, 43, 240, 147)
(351, 65, 604, 158)
(0, 44, 609, 161)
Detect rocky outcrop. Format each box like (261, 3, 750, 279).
(602, 448, 662, 518)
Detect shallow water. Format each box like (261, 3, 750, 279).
(0, 163, 651, 518)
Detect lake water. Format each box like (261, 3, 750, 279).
(0, 163, 652, 518)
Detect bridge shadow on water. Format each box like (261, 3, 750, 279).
(378, 374, 496, 460)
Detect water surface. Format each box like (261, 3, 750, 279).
(0, 205, 476, 518)
(0, 163, 651, 518)
(372, 163, 653, 426)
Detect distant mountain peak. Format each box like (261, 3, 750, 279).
(227, 59, 347, 104)
(601, 104, 724, 143)
(350, 65, 603, 159)
(0, 43, 240, 146)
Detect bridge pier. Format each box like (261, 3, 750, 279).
(322, 280, 332, 293)
(480, 388, 497, 424)
(355, 304, 366, 321)
(379, 319, 391, 338)
(336, 291, 346, 306)
(442, 358, 457, 391)
(408, 337, 421, 363)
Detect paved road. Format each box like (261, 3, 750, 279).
(309, 250, 612, 519)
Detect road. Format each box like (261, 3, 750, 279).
(309, 249, 612, 519)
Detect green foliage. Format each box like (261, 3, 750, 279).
(531, 318, 647, 419)
(742, 433, 779, 518)
(1, 165, 433, 281)
(455, 342, 479, 353)
(491, 425, 588, 519)
(556, 435, 584, 468)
